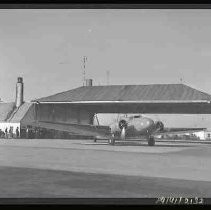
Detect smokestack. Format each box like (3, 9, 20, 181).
(15, 77, 24, 108)
(85, 79, 93, 87)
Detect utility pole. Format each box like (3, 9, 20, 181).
(82, 56, 88, 86)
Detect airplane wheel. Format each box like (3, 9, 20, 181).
(148, 136, 155, 146)
(94, 138, 97, 142)
(108, 138, 115, 145)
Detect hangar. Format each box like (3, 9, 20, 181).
(2, 77, 211, 139)
(30, 79, 211, 138)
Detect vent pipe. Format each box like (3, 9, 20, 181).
(85, 79, 93, 87)
(15, 77, 24, 108)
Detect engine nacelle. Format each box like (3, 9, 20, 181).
(118, 119, 128, 130)
(155, 121, 164, 131)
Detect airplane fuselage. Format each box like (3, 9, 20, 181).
(110, 116, 156, 137)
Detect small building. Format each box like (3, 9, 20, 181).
(0, 78, 35, 138)
(205, 130, 211, 140)
(175, 130, 211, 140)
(194, 129, 211, 140)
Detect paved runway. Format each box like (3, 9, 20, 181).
(0, 166, 210, 198)
(0, 139, 210, 197)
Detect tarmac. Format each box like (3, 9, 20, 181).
(0, 139, 211, 181)
(0, 138, 211, 198)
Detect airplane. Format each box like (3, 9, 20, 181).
(93, 114, 206, 146)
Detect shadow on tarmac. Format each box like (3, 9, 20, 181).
(81, 142, 196, 147)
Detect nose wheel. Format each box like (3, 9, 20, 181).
(148, 136, 155, 146)
(108, 134, 115, 145)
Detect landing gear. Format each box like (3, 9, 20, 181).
(108, 134, 115, 145)
(108, 138, 115, 145)
(94, 138, 97, 143)
(148, 136, 155, 146)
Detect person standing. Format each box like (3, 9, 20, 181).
(16, 127, 20, 139)
(35, 128, 39, 139)
(9, 127, 13, 139)
(5, 128, 8, 139)
(26, 127, 29, 139)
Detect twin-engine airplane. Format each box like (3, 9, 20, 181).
(94, 114, 205, 146)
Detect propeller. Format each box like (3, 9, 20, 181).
(155, 121, 164, 131)
(119, 119, 128, 140)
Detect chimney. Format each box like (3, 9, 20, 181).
(15, 77, 24, 108)
(85, 79, 93, 87)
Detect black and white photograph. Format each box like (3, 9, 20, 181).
(0, 5, 211, 205)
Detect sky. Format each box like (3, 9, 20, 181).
(1, 9, 211, 102)
(1, 9, 211, 127)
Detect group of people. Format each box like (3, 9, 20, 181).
(0, 126, 75, 139)
(0, 126, 49, 139)
(21, 127, 48, 139)
(0, 127, 20, 139)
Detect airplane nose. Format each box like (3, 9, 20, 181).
(134, 118, 154, 130)
(145, 118, 154, 127)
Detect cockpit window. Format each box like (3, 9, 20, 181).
(134, 115, 141, 118)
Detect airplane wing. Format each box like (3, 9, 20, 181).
(24, 121, 112, 139)
(153, 127, 206, 136)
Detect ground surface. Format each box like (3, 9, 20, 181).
(0, 139, 210, 198)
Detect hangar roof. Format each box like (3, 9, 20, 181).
(8, 102, 32, 123)
(33, 84, 211, 103)
(0, 102, 33, 123)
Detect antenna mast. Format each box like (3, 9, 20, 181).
(82, 56, 88, 86)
